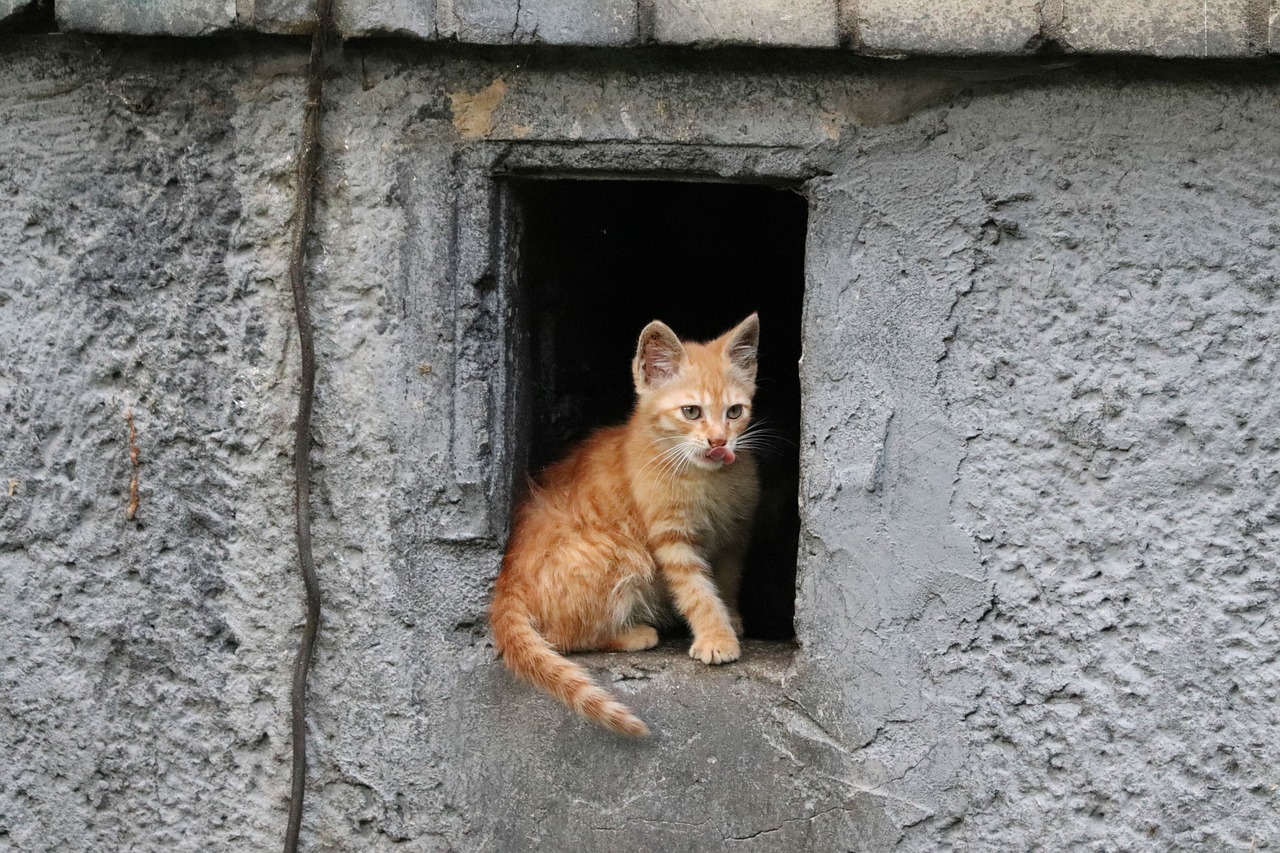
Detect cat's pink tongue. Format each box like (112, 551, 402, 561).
(706, 447, 736, 465)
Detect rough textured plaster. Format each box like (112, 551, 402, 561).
(934, 79, 1280, 849)
(0, 40, 302, 850)
(1, 39, 1278, 852)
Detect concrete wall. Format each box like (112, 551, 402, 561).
(1, 35, 1278, 851)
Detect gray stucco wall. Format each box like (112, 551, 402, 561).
(1, 36, 1278, 851)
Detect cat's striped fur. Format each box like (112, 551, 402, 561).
(490, 314, 762, 736)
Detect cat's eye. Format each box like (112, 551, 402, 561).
(681, 405, 702, 420)
(726, 404, 744, 419)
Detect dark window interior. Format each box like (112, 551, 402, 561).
(508, 179, 805, 641)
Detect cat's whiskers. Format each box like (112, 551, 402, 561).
(642, 442, 703, 492)
(650, 438, 700, 490)
(653, 441, 693, 487)
(636, 437, 688, 481)
(732, 419, 790, 459)
(648, 451, 687, 487)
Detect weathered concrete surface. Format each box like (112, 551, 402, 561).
(56, 0, 235, 34)
(337, 0, 435, 38)
(246, 0, 315, 34)
(799, 70, 1280, 849)
(0, 38, 304, 850)
(651, 0, 839, 47)
(1061, 0, 1257, 56)
(27, 0, 1280, 55)
(2, 36, 1279, 853)
(440, 0, 637, 45)
(935, 82, 1280, 847)
(855, 0, 1042, 55)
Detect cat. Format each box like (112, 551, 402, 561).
(490, 314, 763, 736)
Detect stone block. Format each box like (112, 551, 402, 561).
(55, 0, 235, 34)
(440, 0, 637, 44)
(244, 0, 314, 34)
(1062, 0, 1253, 56)
(651, 0, 838, 47)
(855, 0, 1042, 55)
(336, 0, 436, 37)
(1270, 0, 1279, 52)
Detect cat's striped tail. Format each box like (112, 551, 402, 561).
(490, 601, 649, 737)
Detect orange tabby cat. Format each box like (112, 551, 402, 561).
(490, 314, 762, 736)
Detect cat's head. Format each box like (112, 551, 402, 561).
(631, 313, 759, 470)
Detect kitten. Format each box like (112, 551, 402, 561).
(490, 314, 762, 736)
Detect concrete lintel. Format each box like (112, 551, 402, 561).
(56, 0, 236, 34)
(439, 0, 638, 46)
(337, 0, 437, 38)
(39, 0, 1280, 57)
(1061, 0, 1256, 57)
(243, 0, 314, 34)
(855, 0, 1044, 56)
(651, 0, 839, 48)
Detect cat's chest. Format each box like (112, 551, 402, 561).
(648, 475, 746, 544)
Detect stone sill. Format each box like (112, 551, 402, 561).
(570, 639, 802, 732)
(576, 639, 800, 686)
(3, 0, 1279, 58)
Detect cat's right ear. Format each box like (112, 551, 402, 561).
(633, 321, 686, 390)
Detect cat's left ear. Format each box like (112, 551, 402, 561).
(724, 313, 760, 381)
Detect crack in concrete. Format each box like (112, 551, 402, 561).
(1031, 0, 1072, 53)
(509, 0, 523, 41)
(875, 741, 939, 791)
(724, 804, 855, 842)
(777, 696, 855, 756)
(773, 698, 937, 822)
(590, 814, 716, 834)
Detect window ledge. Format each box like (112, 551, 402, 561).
(576, 639, 799, 689)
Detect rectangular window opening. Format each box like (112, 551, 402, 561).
(503, 179, 806, 642)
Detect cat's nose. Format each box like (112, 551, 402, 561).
(708, 436, 727, 448)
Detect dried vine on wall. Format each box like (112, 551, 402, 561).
(284, 1, 335, 850)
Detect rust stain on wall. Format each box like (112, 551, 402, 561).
(449, 78, 507, 139)
(820, 110, 845, 140)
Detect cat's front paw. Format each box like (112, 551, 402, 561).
(689, 632, 740, 665)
